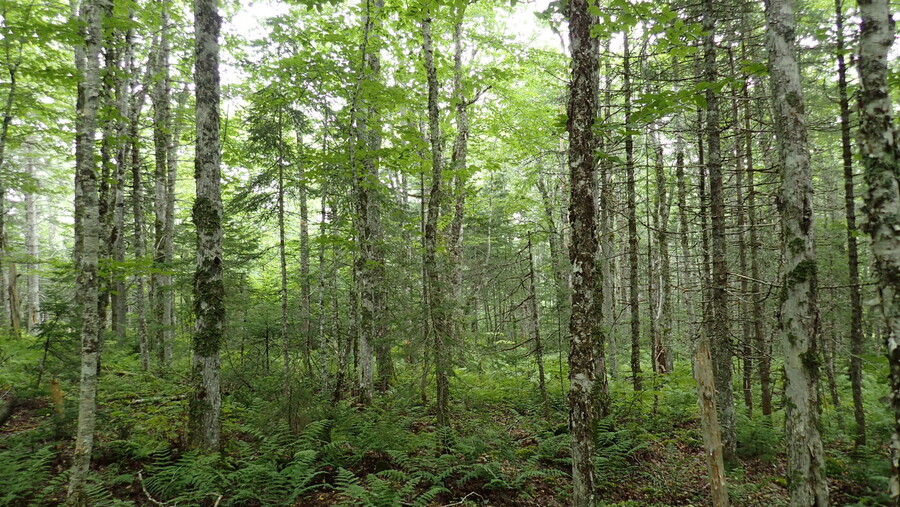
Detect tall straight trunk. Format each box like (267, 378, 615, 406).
(0, 11, 20, 332)
(744, 71, 771, 417)
(351, 0, 385, 404)
(317, 172, 330, 386)
(67, 0, 104, 502)
(97, 15, 116, 343)
(132, 124, 149, 371)
(8, 263, 19, 336)
(652, 130, 671, 374)
(447, 7, 469, 395)
(189, 0, 224, 451)
(367, 2, 390, 394)
(624, 33, 641, 392)
(527, 235, 549, 419)
(703, 0, 736, 461)
(855, 0, 900, 498)
(675, 112, 693, 340)
(421, 14, 451, 428)
(151, 7, 171, 367)
(130, 43, 152, 372)
(730, 50, 752, 414)
(536, 177, 568, 330)
(765, 0, 829, 503)
(0, 191, 6, 330)
(296, 132, 311, 376)
(599, 59, 617, 379)
(163, 86, 187, 365)
(697, 111, 711, 320)
(278, 108, 290, 401)
(25, 157, 39, 331)
(111, 27, 132, 341)
(835, 0, 866, 446)
(314, 105, 330, 381)
(565, 0, 600, 502)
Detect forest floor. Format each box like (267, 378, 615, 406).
(0, 339, 893, 506)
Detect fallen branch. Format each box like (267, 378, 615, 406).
(137, 470, 169, 506)
(440, 491, 484, 507)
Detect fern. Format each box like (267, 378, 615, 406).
(0, 443, 54, 505)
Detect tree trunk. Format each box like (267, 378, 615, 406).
(421, 14, 451, 429)
(694, 332, 730, 507)
(130, 45, 152, 372)
(624, 33, 642, 393)
(188, 0, 224, 452)
(598, 61, 617, 380)
(652, 130, 671, 374)
(744, 69, 771, 417)
(703, 0, 736, 461)
(565, 0, 600, 502)
(8, 263, 19, 337)
(0, 20, 19, 333)
(151, 7, 171, 368)
(278, 108, 290, 402)
(835, 0, 865, 447)
(527, 235, 549, 420)
(294, 126, 311, 378)
(856, 0, 900, 499)
(766, 0, 829, 503)
(351, 0, 386, 404)
(111, 25, 133, 342)
(25, 157, 39, 331)
(163, 85, 187, 366)
(447, 7, 469, 396)
(729, 49, 752, 416)
(67, 0, 104, 502)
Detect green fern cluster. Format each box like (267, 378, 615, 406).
(142, 422, 328, 506)
(0, 443, 55, 505)
(593, 419, 651, 485)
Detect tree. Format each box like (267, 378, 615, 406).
(565, 0, 600, 503)
(188, 0, 224, 451)
(702, 0, 736, 461)
(67, 0, 105, 502)
(765, 0, 829, 503)
(855, 0, 900, 498)
(834, 0, 865, 446)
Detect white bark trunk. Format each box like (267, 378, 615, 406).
(25, 157, 39, 331)
(189, 0, 224, 451)
(855, 0, 900, 499)
(766, 0, 829, 504)
(67, 0, 105, 502)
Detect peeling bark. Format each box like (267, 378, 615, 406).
(565, 0, 600, 502)
(189, 0, 224, 452)
(766, 0, 829, 503)
(856, 0, 900, 498)
(67, 0, 105, 502)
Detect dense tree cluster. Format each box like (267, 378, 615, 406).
(0, 0, 898, 504)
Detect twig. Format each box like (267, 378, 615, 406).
(137, 470, 169, 506)
(440, 491, 483, 507)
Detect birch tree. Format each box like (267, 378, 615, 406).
(188, 0, 224, 451)
(855, 0, 900, 498)
(766, 0, 829, 503)
(67, 0, 105, 501)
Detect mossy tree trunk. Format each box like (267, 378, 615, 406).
(565, 0, 601, 502)
(766, 0, 829, 503)
(189, 0, 224, 452)
(856, 0, 900, 498)
(67, 0, 105, 502)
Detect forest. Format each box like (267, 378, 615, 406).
(0, 0, 899, 504)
